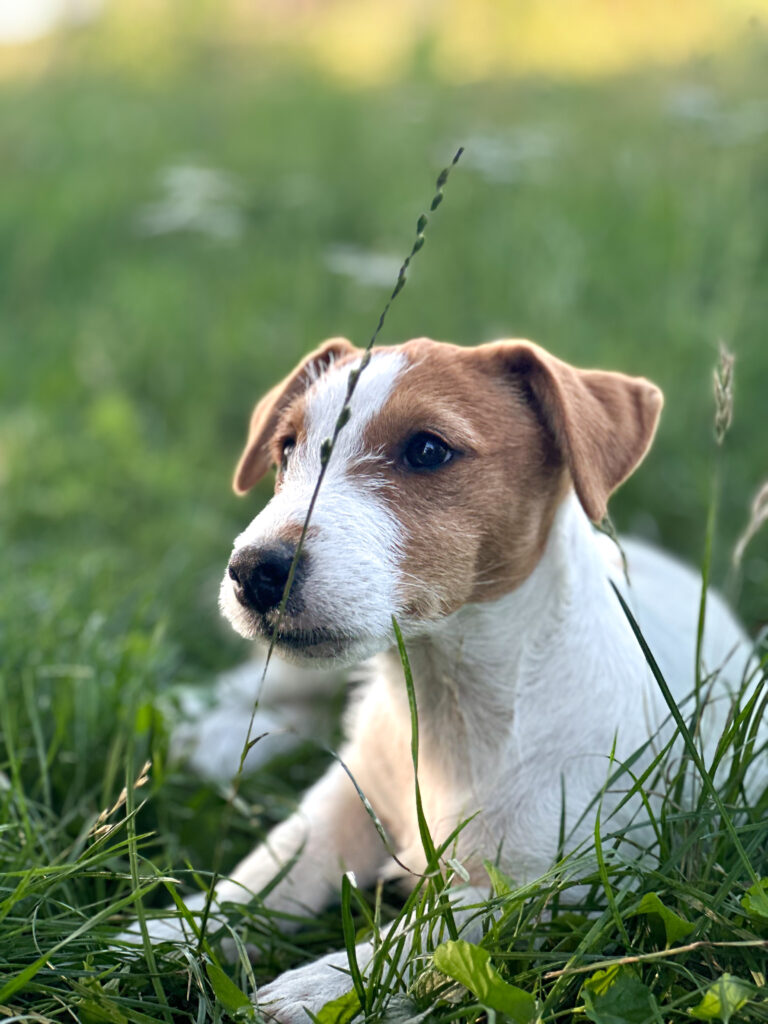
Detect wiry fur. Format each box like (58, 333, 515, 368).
(127, 337, 760, 1023)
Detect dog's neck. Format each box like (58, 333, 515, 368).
(378, 492, 618, 742)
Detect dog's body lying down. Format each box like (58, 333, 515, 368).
(131, 338, 760, 1022)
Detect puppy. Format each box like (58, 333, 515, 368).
(133, 337, 757, 1020)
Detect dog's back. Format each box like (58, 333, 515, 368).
(603, 534, 763, 802)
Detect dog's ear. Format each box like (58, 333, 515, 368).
(481, 340, 663, 522)
(233, 337, 357, 494)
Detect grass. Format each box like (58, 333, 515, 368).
(1, 23, 768, 1023)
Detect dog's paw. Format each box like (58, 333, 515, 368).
(256, 950, 354, 1023)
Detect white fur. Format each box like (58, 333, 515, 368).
(168, 659, 344, 779)
(126, 349, 763, 1024)
(219, 351, 407, 663)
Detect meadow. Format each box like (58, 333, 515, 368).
(1, 17, 767, 1023)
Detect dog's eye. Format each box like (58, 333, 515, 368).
(280, 440, 295, 473)
(403, 432, 453, 470)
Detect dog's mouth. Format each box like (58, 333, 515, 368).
(241, 609, 383, 663)
(223, 594, 361, 660)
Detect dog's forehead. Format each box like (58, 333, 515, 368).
(304, 348, 407, 436)
(299, 341, 491, 449)
(278, 349, 408, 481)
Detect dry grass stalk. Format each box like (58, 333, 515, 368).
(733, 480, 768, 568)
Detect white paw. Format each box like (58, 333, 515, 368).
(168, 659, 341, 782)
(256, 950, 354, 1023)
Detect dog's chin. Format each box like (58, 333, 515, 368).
(250, 622, 386, 667)
(271, 631, 385, 667)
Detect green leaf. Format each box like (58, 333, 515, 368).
(77, 997, 129, 1024)
(484, 860, 514, 897)
(432, 940, 535, 1023)
(629, 892, 695, 946)
(740, 878, 768, 921)
(340, 873, 365, 1005)
(581, 964, 659, 1024)
(133, 702, 155, 733)
(688, 974, 753, 1023)
(205, 962, 253, 1016)
(313, 987, 361, 1024)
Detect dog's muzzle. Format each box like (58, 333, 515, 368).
(227, 542, 300, 615)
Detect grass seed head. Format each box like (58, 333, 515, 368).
(733, 479, 768, 568)
(714, 341, 735, 445)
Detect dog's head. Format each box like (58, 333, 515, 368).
(220, 337, 662, 663)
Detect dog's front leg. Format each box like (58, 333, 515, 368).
(120, 757, 386, 950)
(215, 758, 387, 920)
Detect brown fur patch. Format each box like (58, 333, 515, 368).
(477, 340, 663, 522)
(354, 339, 568, 618)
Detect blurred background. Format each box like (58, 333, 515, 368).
(2, 0, 768, 830)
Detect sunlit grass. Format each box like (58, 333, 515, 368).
(4, 0, 768, 84)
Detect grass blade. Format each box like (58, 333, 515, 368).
(393, 615, 458, 941)
(611, 582, 762, 892)
(340, 872, 367, 1008)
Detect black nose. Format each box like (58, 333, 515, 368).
(228, 543, 297, 614)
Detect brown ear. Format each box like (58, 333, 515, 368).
(483, 340, 663, 522)
(233, 337, 357, 494)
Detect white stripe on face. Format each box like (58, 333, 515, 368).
(289, 349, 409, 487)
(221, 350, 408, 662)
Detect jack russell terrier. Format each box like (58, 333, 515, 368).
(130, 337, 758, 1021)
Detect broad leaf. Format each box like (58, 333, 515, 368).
(314, 987, 361, 1024)
(205, 962, 253, 1016)
(629, 892, 695, 946)
(688, 974, 753, 1023)
(77, 997, 129, 1024)
(484, 860, 514, 897)
(581, 964, 658, 1024)
(740, 878, 768, 921)
(432, 940, 535, 1023)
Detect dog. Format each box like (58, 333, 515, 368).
(129, 336, 758, 1021)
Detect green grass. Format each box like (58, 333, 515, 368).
(1, 27, 768, 1022)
